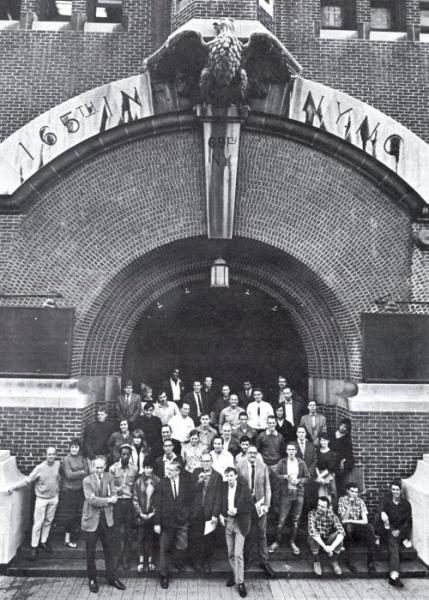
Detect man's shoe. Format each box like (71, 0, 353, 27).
(39, 542, 53, 554)
(88, 580, 98, 593)
(160, 576, 169, 589)
(226, 573, 235, 587)
(367, 561, 376, 574)
(290, 542, 301, 555)
(268, 541, 279, 553)
(345, 559, 358, 573)
(388, 576, 404, 588)
(30, 547, 37, 561)
(238, 583, 247, 598)
(313, 561, 322, 576)
(331, 561, 342, 576)
(107, 579, 126, 591)
(261, 562, 276, 578)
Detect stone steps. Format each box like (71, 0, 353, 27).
(7, 532, 428, 580)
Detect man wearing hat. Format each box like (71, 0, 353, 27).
(109, 444, 138, 570)
(116, 380, 142, 428)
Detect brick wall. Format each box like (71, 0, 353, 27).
(320, 404, 429, 515)
(0, 404, 94, 474)
(0, 126, 414, 381)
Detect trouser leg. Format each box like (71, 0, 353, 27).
(99, 515, 116, 579)
(31, 497, 47, 547)
(276, 495, 293, 542)
(86, 528, 99, 581)
(233, 524, 245, 585)
(387, 532, 401, 573)
(159, 529, 174, 577)
(289, 496, 304, 543)
(40, 496, 59, 543)
(225, 518, 236, 580)
(256, 513, 268, 563)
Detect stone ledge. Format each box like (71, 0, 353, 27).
(347, 383, 429, 412)
(0, 378, 92, 409)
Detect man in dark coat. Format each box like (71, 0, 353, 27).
(220, 467, 254, 598)
(115, 380, 141, 428)
(154, 461, 191, 589)
(188, 452, 223, 573)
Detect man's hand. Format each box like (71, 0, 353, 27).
(211, 516, 218, 526)
(219, 515, 225, 526)
(380, 511, 388, 522)
(154, 525, 161, 535)
(198, 473, 206, 482)
(108, 496, 118, 505)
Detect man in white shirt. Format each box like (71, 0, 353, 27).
(196, 414, 217, 451)
(163, 368, 184, 405)
(246, 389, 273, 434)
(168, 402, 195, 444)
(153, 390, 180, 425)
(210, 436, 234, 480)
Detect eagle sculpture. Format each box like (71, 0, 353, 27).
(144, 18, 302, 107)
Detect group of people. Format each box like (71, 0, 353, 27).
(8, 370, 413, 594)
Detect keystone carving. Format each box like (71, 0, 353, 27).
(144, 18, 302, 107)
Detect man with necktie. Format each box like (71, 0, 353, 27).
(299, 401, 327, 448)
(236, 446, 275, 577)
(154, 461, 191, 589)
(115, 380, 141, 428)
(184, 380, 206, 425)
(81, 456, 125, 593)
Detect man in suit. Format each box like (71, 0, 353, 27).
(237, 379, 255, 410)
(271, 377, 304, 427)
(189, 452, 223, 573)
(81, 456, 125, 593)
(212, 384, 232, 425)
(183, 380, 207, 425)
(236, 446, 275, 577)
(295, 425, 318, 516)
(115, 380, 141, 428)
(154, 461, 191, 589)
(201, 376, 216, 414)
(154, 439, 184, 479)
(299, 401, 327, 448)
(269, 442, 310, 555)
(221, 422, 241, 456)
(163, 367, 185, 405)
(220, 467, 254, 597)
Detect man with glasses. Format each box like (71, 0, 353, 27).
(154, 439, 183, 478)
(338, 482, 376, 574)
(189, 452, 223, 573)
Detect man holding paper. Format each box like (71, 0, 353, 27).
(237, 445, 275, 577)
(189, 452, 223, 573)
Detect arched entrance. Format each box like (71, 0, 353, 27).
(122, 280, 308, 397)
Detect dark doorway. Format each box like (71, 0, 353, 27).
(122, 281, 308, 399)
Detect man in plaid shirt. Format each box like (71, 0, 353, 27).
(338, 482, 376, 574)
(308, 496, 345, 576)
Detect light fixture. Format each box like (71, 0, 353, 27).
(184, 287, 190, 295)
(244, 289, 251, 296)
(271, 305, 278, 312)
(210, 257, 229, 288)
(156, 301, 163, 309)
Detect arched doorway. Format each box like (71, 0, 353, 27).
(122, 280, 308, 397)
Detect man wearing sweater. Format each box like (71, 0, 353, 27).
(83, 406, 115, 467)
(8, 447, 61, 560)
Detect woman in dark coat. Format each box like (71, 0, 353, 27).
(331, 417, 355, 497)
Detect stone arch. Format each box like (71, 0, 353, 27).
(0, 115, 418, 381)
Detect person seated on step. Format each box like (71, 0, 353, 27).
(61, 437, 89, 548)
(268, 442, 309, 556)
(307, 495, 345, 576)
(337, 481, 376, 574)
(374, 479, 412, 589)
(132, 456, 160, 573)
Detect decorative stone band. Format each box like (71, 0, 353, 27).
(0, 38, 429, 206)
(0, 378, 92, 409)
(342, 383, 429, 412)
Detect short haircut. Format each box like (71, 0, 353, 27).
(239, 435, 251, 444)
(390, 479, 402, 489)
(239, 412, 248, 418)
(189, 429, 199, 438)
(158, 390, 167, 398)
(200, 413, 210, 420)
(318, 495, 331, 507)
(253, 387, 263, 394)
(286, 441, 297, 449)
(247, 445, 258, 453)
(94, 455, 106, 465)
(170, 459, 182, 471)
(162, 424, 172, 432)
(132, 428, 144, 438)
(143, 456, 154, 468)
(125, 379, 133, 387)
(97, 405, 108, 413)
(319, 432, 330, 441)
(70, 438, 81, 448)
(346, 482, 359, 491)
(213, 436, 224, 445)
(267, 415, 276, 421)
(225, 467, 237, 476)
(181, 401, 190, 408)
(144, 401, 154, 411)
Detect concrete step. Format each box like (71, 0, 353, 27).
(7, 534, 428, 579)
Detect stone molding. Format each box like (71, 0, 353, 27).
(0, 378, 92, 409)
